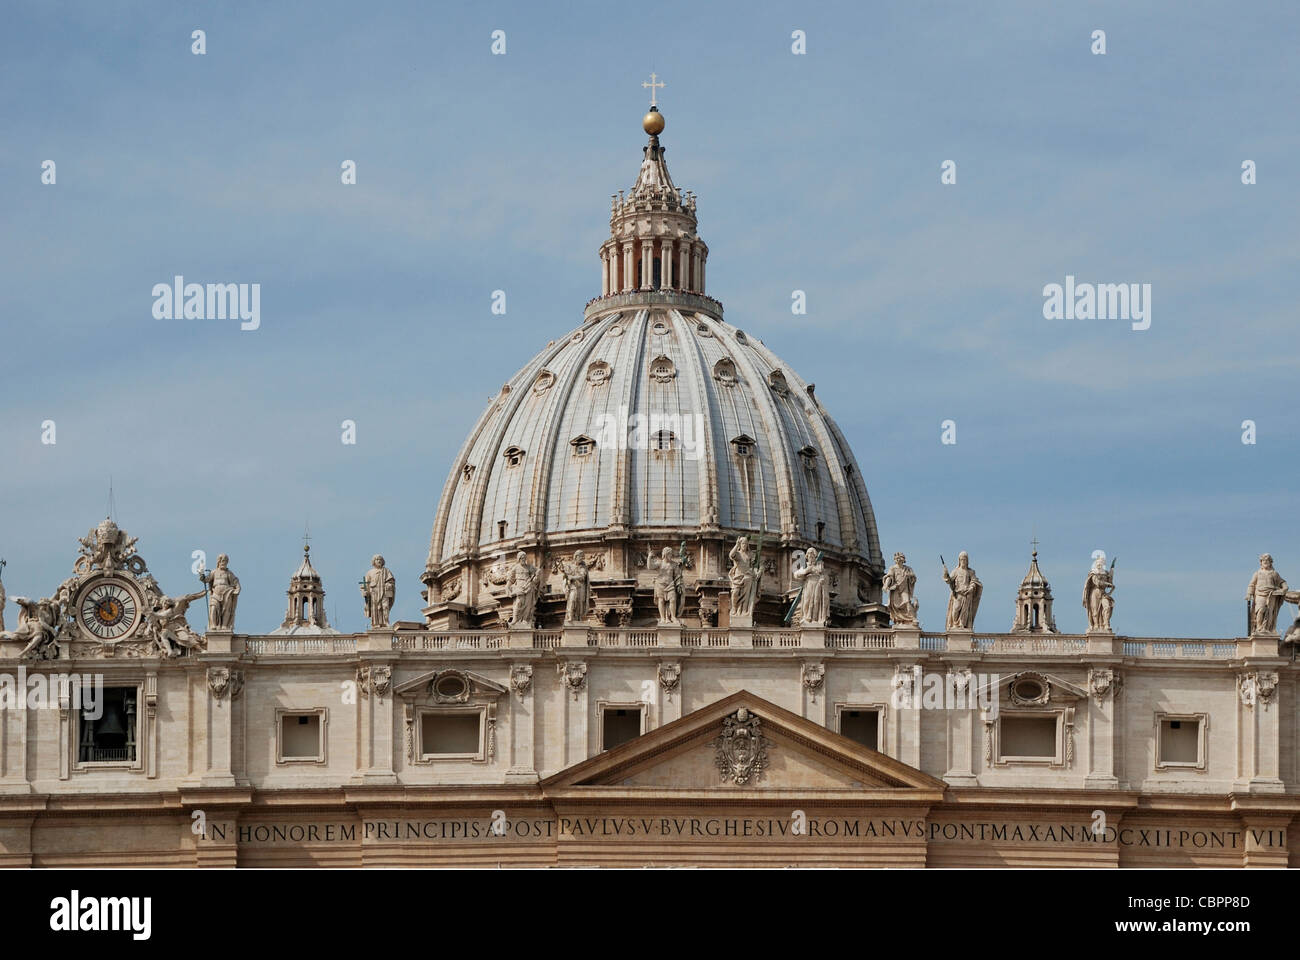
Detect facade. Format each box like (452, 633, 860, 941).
(1, 107, 1298, 868)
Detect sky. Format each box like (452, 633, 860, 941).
(1, 0, 1296, 637)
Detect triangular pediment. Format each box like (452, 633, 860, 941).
(542, 691, 946, 798)
(393, 668, 506, 702)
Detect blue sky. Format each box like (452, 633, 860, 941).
(1, 0, 1296, 636)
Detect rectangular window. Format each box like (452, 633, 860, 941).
(999, 716, 1057, 759)
(280, 712, 324, 761)
(839, 708, 880, 750)
(421, 712, 483, 758)
(602, 706, 644, 751)
(78, 686, 138, 764)
(1156, 714, 1206, 769)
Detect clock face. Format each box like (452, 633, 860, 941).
(78, 580, 141, 641)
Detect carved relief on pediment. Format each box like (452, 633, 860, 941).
(711, 707, 770, 785)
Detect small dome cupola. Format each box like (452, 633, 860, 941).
(271, 541, 339, 635)
(1011, 544, 1058, 634)
(598, 76, 708, 297)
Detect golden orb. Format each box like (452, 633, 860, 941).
(642, 108, 665, 135)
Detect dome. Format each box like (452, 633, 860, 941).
(421, 109, 885, 630)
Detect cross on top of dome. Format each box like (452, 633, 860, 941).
(642, 72, 664, 107)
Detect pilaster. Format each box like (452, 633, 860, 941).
(942, 662, 977, 786)
(1084, 665, 1122, 789)
(557, 658, 589, 768)
(506, 661, 539, 783)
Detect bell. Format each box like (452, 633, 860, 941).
(97, 702, 126, 737)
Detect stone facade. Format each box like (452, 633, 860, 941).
(1, 105, 1297, 869)
(0, 617, 1295, 867)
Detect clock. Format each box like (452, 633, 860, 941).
(77, 579, 142, 641)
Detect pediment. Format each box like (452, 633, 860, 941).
(393, 668, 507, 703)
(985, 671, 1088, 706)
(542, 691, 946, 797)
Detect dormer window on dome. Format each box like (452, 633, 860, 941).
(533, 370, 556, 395)
(652, 430, 676, 452)
(586, 360, 611, 386)
(649, 356, 677, 383)
(570, 435, 595, 457)
(731, 434, 755, 458)
(712, 358, 737, 385)
(768, 370, 790, 396)
(798, 446, 818, 470)
(503, 446, 525, 468)
(462, 463, 475, 481)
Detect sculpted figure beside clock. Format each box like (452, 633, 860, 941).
(198, 554, 240, 630)
(2, 596, 61, 659)
(147, 590, 208, 657)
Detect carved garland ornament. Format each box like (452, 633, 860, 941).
(207, 667, 243, 700)
(510, 664, 533, 701)
(1090, 668, 1122, 705)
(549, 552, 605, 575)
(892, 664, 919, 708)
(1239, 671, 1278, 709)
(1064, 706, 1076, 767)
(557, 661, 587, 700)
(801, 662, 825, 701)
(657, 662, 681, 700)
(357, 664, 392, 699)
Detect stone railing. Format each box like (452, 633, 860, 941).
(975, 635, 1089, 655)
(826, 631, 896, 649)
(682, 631, 731, 648)
(1121, 639, 1239, 659)
(391, 633, 507, 651)
(236, 628, 1254, 660)
(246, 636, 357, 656)
(582, 289, 724, 322)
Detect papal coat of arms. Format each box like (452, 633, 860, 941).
(712, 707, 770, 785)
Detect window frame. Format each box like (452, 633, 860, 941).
(73, 680, 145, 773)
(416, 705, 488, 763)
(994, 710, 1064, 767)
(834, 702, 886, 752)
(1154, 711, 1208, 771)
(597, 700, 648, 752)
(275, 707, 329, 765)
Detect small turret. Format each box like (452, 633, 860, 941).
(1011, 546, 1058, 634)
(271, 543, 339, 635)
